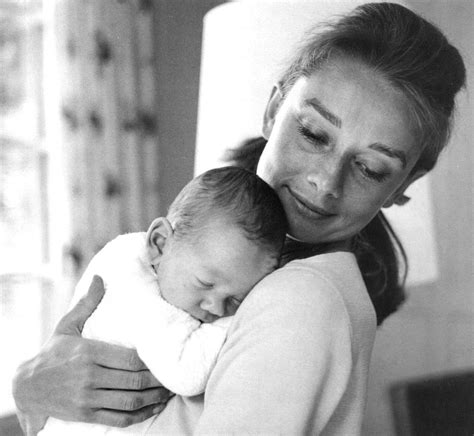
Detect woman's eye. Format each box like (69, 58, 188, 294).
(297, 125, 328, 146)
(355, 162, 388, 183)
(226, 297, 242, 315)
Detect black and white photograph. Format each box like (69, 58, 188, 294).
(1, 0, 472, 435)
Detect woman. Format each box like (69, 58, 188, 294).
(13, 3, 466, 435)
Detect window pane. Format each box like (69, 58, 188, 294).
(0, 0, 50, 420)
(0, 274, 52, 416)
(0, 2, 43, 141)
(0, 138, 47, 272)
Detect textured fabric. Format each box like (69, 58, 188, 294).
(145, 251, 376, 435)
(39, 233, 231, 436)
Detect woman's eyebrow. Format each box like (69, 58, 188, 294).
(304, 97, 342, 128)
(303, 98, 407, 168)
(369, 142, 407, 168)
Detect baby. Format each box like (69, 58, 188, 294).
(40, 166, 287, 435)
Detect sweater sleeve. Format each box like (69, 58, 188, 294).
(194, 265, 354, 435)
(131, 295, 232, 397)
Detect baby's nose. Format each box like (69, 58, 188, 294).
(201, 297, 225, 318)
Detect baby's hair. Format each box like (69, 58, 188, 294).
(167, 166, 288, 256)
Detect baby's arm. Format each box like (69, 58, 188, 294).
(130, 292, 232, 396)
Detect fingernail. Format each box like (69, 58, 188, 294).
(152, 406, 162, 414)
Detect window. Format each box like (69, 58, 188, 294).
(0, 1, 68, 416)
(0, 0, 162, 417)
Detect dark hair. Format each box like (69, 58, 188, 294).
(280, 2, 466, 175)
(226, 4, 465, 325)
(167, 166, 288, 256)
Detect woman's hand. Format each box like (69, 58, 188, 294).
(12, 276, 172, 436)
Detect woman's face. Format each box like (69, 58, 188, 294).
(257, 57, 424, 244)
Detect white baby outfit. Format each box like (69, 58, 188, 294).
(39, 233, 231, 436)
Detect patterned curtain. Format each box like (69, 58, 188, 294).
(55, 0, 160, 277)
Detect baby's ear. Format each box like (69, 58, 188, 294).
(146, 217, 173, 266)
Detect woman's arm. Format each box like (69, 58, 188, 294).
(12, 276, 171, 436)
(194, 265, 355, 435)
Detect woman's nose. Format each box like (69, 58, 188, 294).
(307, 156, 344, 199)
(201, 297, 225, 317)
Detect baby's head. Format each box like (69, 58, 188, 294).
(146, 166, 288, 322)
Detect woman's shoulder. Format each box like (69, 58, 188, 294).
(282, 250, 360, 276)
(236, 251, 376, 337)
(260, 251, 364, 301)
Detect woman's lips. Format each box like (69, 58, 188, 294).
(286, 187, 336, 218)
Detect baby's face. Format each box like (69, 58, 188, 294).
(156, 218, 278, 322)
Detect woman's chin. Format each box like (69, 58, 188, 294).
(287, 222, 351, 249)
(287, 218, 328, 244)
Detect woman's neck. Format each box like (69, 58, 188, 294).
(322, 238, 352, 253)
(280, 236, 352, 266)
(285, 233, 351, 251)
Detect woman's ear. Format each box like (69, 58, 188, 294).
(146, 217, 174, 266)
(383, 168, 428, 208)
(262, 83, 283, 139)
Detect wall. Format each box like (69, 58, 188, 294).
(153, 0, 225, 211)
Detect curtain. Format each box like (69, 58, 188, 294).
(55, 0, 160, 276)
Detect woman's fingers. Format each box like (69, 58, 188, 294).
(90, 403, 167, 428)
(12, 273, 172, 429)
(89, 386, 172, 411)
(95, 367, 162, 390)
(55, 275, 105, 335)
(86, 340, 148, 371)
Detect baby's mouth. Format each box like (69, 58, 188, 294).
(197, 313, 218, 323)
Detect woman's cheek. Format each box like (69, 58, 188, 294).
(256, 157, 274, 187)
(351, 197, 385, 229)
(259, 146, 285, 186)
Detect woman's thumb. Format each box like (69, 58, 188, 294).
(55, 275, 105, 336)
